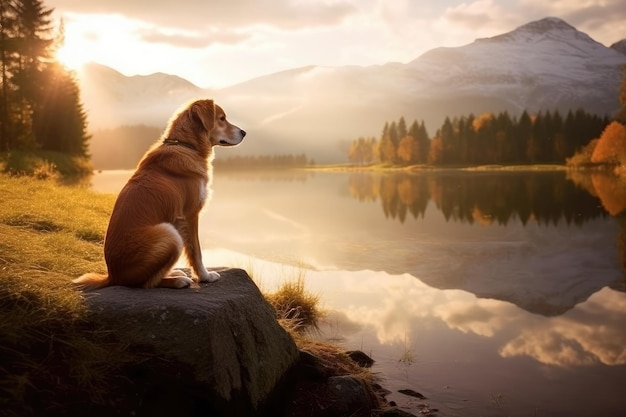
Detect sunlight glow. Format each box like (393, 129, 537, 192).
(54, 13, 156, 75)
(56, 43, 89, 71)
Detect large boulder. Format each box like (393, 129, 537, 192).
(82, 268, 299, 416)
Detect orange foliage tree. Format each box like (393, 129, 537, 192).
(591, 121, 626, 165)
(397, 135, 419, 164)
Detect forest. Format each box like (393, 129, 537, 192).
(350, 69, 626, 168)
(0, 0, 90, 176)
(348, 109, 612, 166)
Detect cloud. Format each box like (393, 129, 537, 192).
(137, 28, 251, 48)
(441, 0, 530, 40)
(517, 0, 626, 44)
(50, 0, 357, 30)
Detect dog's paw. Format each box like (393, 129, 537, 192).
(199, 270, 220, 283)
(167, 269, 189, 278)
(172, 275, 194, 288)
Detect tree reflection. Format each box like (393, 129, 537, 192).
(347, 171, 614, 226)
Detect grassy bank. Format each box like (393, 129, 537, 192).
(0, 150, 93, 183)
(0, 174, 372, 416)
(0, 175, 123, 415)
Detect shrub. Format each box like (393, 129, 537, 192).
(265, 274, 321, 331)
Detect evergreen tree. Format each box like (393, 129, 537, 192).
(36, 61, 90, 155)
(0, 0, 20, 150)
(416, 120, 430, 164)
(439, 116, 454, 164)
(397, 116, 407, 140)
(11, 0, 54, 149)
(0, 0, 90, 161)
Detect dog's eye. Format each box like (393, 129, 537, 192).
(219, 116, 226, 122)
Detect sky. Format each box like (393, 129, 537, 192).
(49, 0, 626, 89)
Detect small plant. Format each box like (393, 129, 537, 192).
(32, 160, 59, 180)
(398, 337, 415, 366)
(265, 272, 321, 331)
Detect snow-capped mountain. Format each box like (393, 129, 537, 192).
(80, 17, 626, 163)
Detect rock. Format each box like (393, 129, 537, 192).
(82, 268, 299, 416)
(325, 375, 378, 417)
(298, 349, 332, 380)
(346, 350, 375, 368)
(398, 388, 426, 399)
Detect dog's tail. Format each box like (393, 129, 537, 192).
(73, 273, 111, 290)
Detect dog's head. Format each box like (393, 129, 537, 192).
(190, 100, 246, 147)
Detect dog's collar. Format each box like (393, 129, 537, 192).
(163, 138, 197, 152)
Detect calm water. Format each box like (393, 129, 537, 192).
(92, 169, 626, 417)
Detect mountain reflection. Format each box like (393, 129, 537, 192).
(348, 171, 615, 225)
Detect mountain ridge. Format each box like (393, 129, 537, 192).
(79, 17, 626, 164)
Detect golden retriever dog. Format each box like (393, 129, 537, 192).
(74, 99, 245, 290)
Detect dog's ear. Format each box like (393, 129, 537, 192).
(190, 100, 215, 132)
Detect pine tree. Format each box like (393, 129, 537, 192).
(36, 61, 90, 155)
(397, 117, 407, 140)
(0, 0, 90, 161)
(0, 0, 20, 150)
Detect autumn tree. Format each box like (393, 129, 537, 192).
(397, 135, 418, 164)
(348, 136, 376, 165)
(379, 121, 398, 164)
(591, 121, 626, 166)
(427, 134, 442, 165)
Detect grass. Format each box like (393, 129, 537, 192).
(0, 150, 93, 183)
(0, 175, 127, 416)
(0, 173, 375, 415)
(264, 269, 322, 331)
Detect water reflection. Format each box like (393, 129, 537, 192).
(197, 249, 626, 416)
(92, 170, 626, 416)
(567, 170, 626, 216)
(348, 170, 614, 225)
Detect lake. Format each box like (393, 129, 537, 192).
(92, 168, 626, 417)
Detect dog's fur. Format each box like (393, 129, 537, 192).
(74, 99, 245, 290)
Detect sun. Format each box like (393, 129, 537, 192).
(56, 43, 90, 70)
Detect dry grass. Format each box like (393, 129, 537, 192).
(0, 175, 127, 416)
(265, 271, 322, 331)
(0, 150, 93, 182)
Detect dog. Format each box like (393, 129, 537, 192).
(74, 99, 245, 290)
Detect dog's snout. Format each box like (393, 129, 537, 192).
(240, 129, 246, 138)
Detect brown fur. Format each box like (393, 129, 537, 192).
(74, 99, 245, 290)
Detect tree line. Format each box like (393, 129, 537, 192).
(0, 0, 89, 159)
(349, 109, 610, 166)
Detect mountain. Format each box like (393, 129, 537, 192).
(79, 17, 626, 164)
(80, 63, 205, 129)
(611, 39, 626, 55)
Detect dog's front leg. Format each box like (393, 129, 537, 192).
(183, 213, 220, 283)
